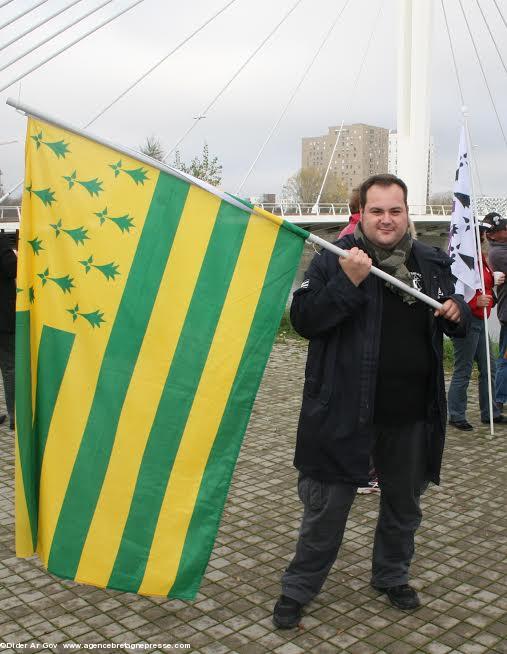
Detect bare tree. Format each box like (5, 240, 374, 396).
(430, 191, 454, 205)
(173, 143, 222, 187)
(139, 136, 165, 162)
(283, 167, 348, 204)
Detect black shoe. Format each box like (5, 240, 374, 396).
(0, 414, 5, 426)
(482, 415, 505, 424)
(372, 584, 421, 610)
(273, 595, 303, 629)
(449, 419, 473, 431)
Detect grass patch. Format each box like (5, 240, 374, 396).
(444, 335, 499, 373)
(277, 316, 499, 371)
(277, 309, 305, 342)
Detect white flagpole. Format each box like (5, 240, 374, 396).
(463, 108, 495, 438)
(306, 232, 444, 310)
(6, 97, 447, 314)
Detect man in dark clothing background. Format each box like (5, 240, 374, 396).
(0, 232, 17, 430)
(483, 212, 507, 411)
(273, 174, 470, 629)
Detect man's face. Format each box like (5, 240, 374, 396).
(360, 184, 409, 249)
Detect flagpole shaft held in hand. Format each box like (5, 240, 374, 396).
(307, 233, 444, 311)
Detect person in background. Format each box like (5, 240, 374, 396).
(338, 188, 360, 238)
(448, 222, 504, 430)
(0, 231, 17, 430)
(484, 212, 507, 413)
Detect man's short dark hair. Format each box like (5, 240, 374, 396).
(359, 174, 408, 210)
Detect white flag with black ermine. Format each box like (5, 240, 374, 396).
(448, 127, 480, 302)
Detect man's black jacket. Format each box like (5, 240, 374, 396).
(290, 235, 471, 487)
(0, 234, 17, 333)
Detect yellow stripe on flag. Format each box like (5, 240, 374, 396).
(35, 174, 159, 564)
(36, 323, 116, 563)
(138, 213, 279, 596)
(74, 187, 221, 586)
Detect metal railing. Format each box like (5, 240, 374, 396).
(1, 198, 506, 226)
(409, 204, 452, 216)
(256, 202, 351, 217)
(255, 201, 455, 218)
(0, 205, 21, 231)
(0, 205, 21, 222)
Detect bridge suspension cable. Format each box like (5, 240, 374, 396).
(236, 0, 353, 195)
(0, 0, 146, 94)
(474, 0, 507, 78)
(0, 0, 115, 73)
(440, 0, 465, 106)
(0, 0, 149, 204)
(0, 0, 236, 202)
(0, 0, 49, 31)
(85, 0, 239, 129)
(314, 0, 383, 210)
(457, 0, 507, 151)
(440, 0, 485, 196)
(0, 0, 85, 53)
(491, 0, 507, 31)
(164, 0, 305, 162)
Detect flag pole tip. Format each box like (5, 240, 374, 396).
(461, 105, 469, 116)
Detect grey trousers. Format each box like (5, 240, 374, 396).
(282, 422, 429, 605)
(0, 332, 15, 423)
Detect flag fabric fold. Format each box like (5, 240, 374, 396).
(15, 116, 307, 598)
(448, 126, 481, 302)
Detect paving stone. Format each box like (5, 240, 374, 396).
(0, 342, 506, 653)
(213, 633, 247, 650)
(459, 644, 489, 654)
(273, 643, 304, 654)
(97, 622, 125, 638)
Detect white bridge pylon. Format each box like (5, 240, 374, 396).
(396, 0, 433, 211)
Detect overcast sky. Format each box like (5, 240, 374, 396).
(0, 0, 506, 200)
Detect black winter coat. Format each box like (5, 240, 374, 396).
(0, 234, 17, 333)
(290, 235, 470, 487)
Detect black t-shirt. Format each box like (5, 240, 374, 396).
(374, 252, 432, 425)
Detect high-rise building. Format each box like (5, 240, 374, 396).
(301, 123, 389, 194)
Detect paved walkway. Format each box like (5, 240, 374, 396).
(0, 340, 506, 653)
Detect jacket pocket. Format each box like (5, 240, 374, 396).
(303, 377, 331, 404)
(297, 476, 328, 511)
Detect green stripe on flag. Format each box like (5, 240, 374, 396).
(169, 224, 304, 598)
(33, 325, 75, 493)
(48, 173, 190, 578)
(280, 219, 310, 240)
(107, 200, 250, 593)
(15, 310, 37, 548)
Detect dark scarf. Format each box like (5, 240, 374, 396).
(354, 222, 415, 304)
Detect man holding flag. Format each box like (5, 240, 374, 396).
(273, 174, 470, 629)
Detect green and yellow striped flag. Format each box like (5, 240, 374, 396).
(15, 116, 308, 598)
